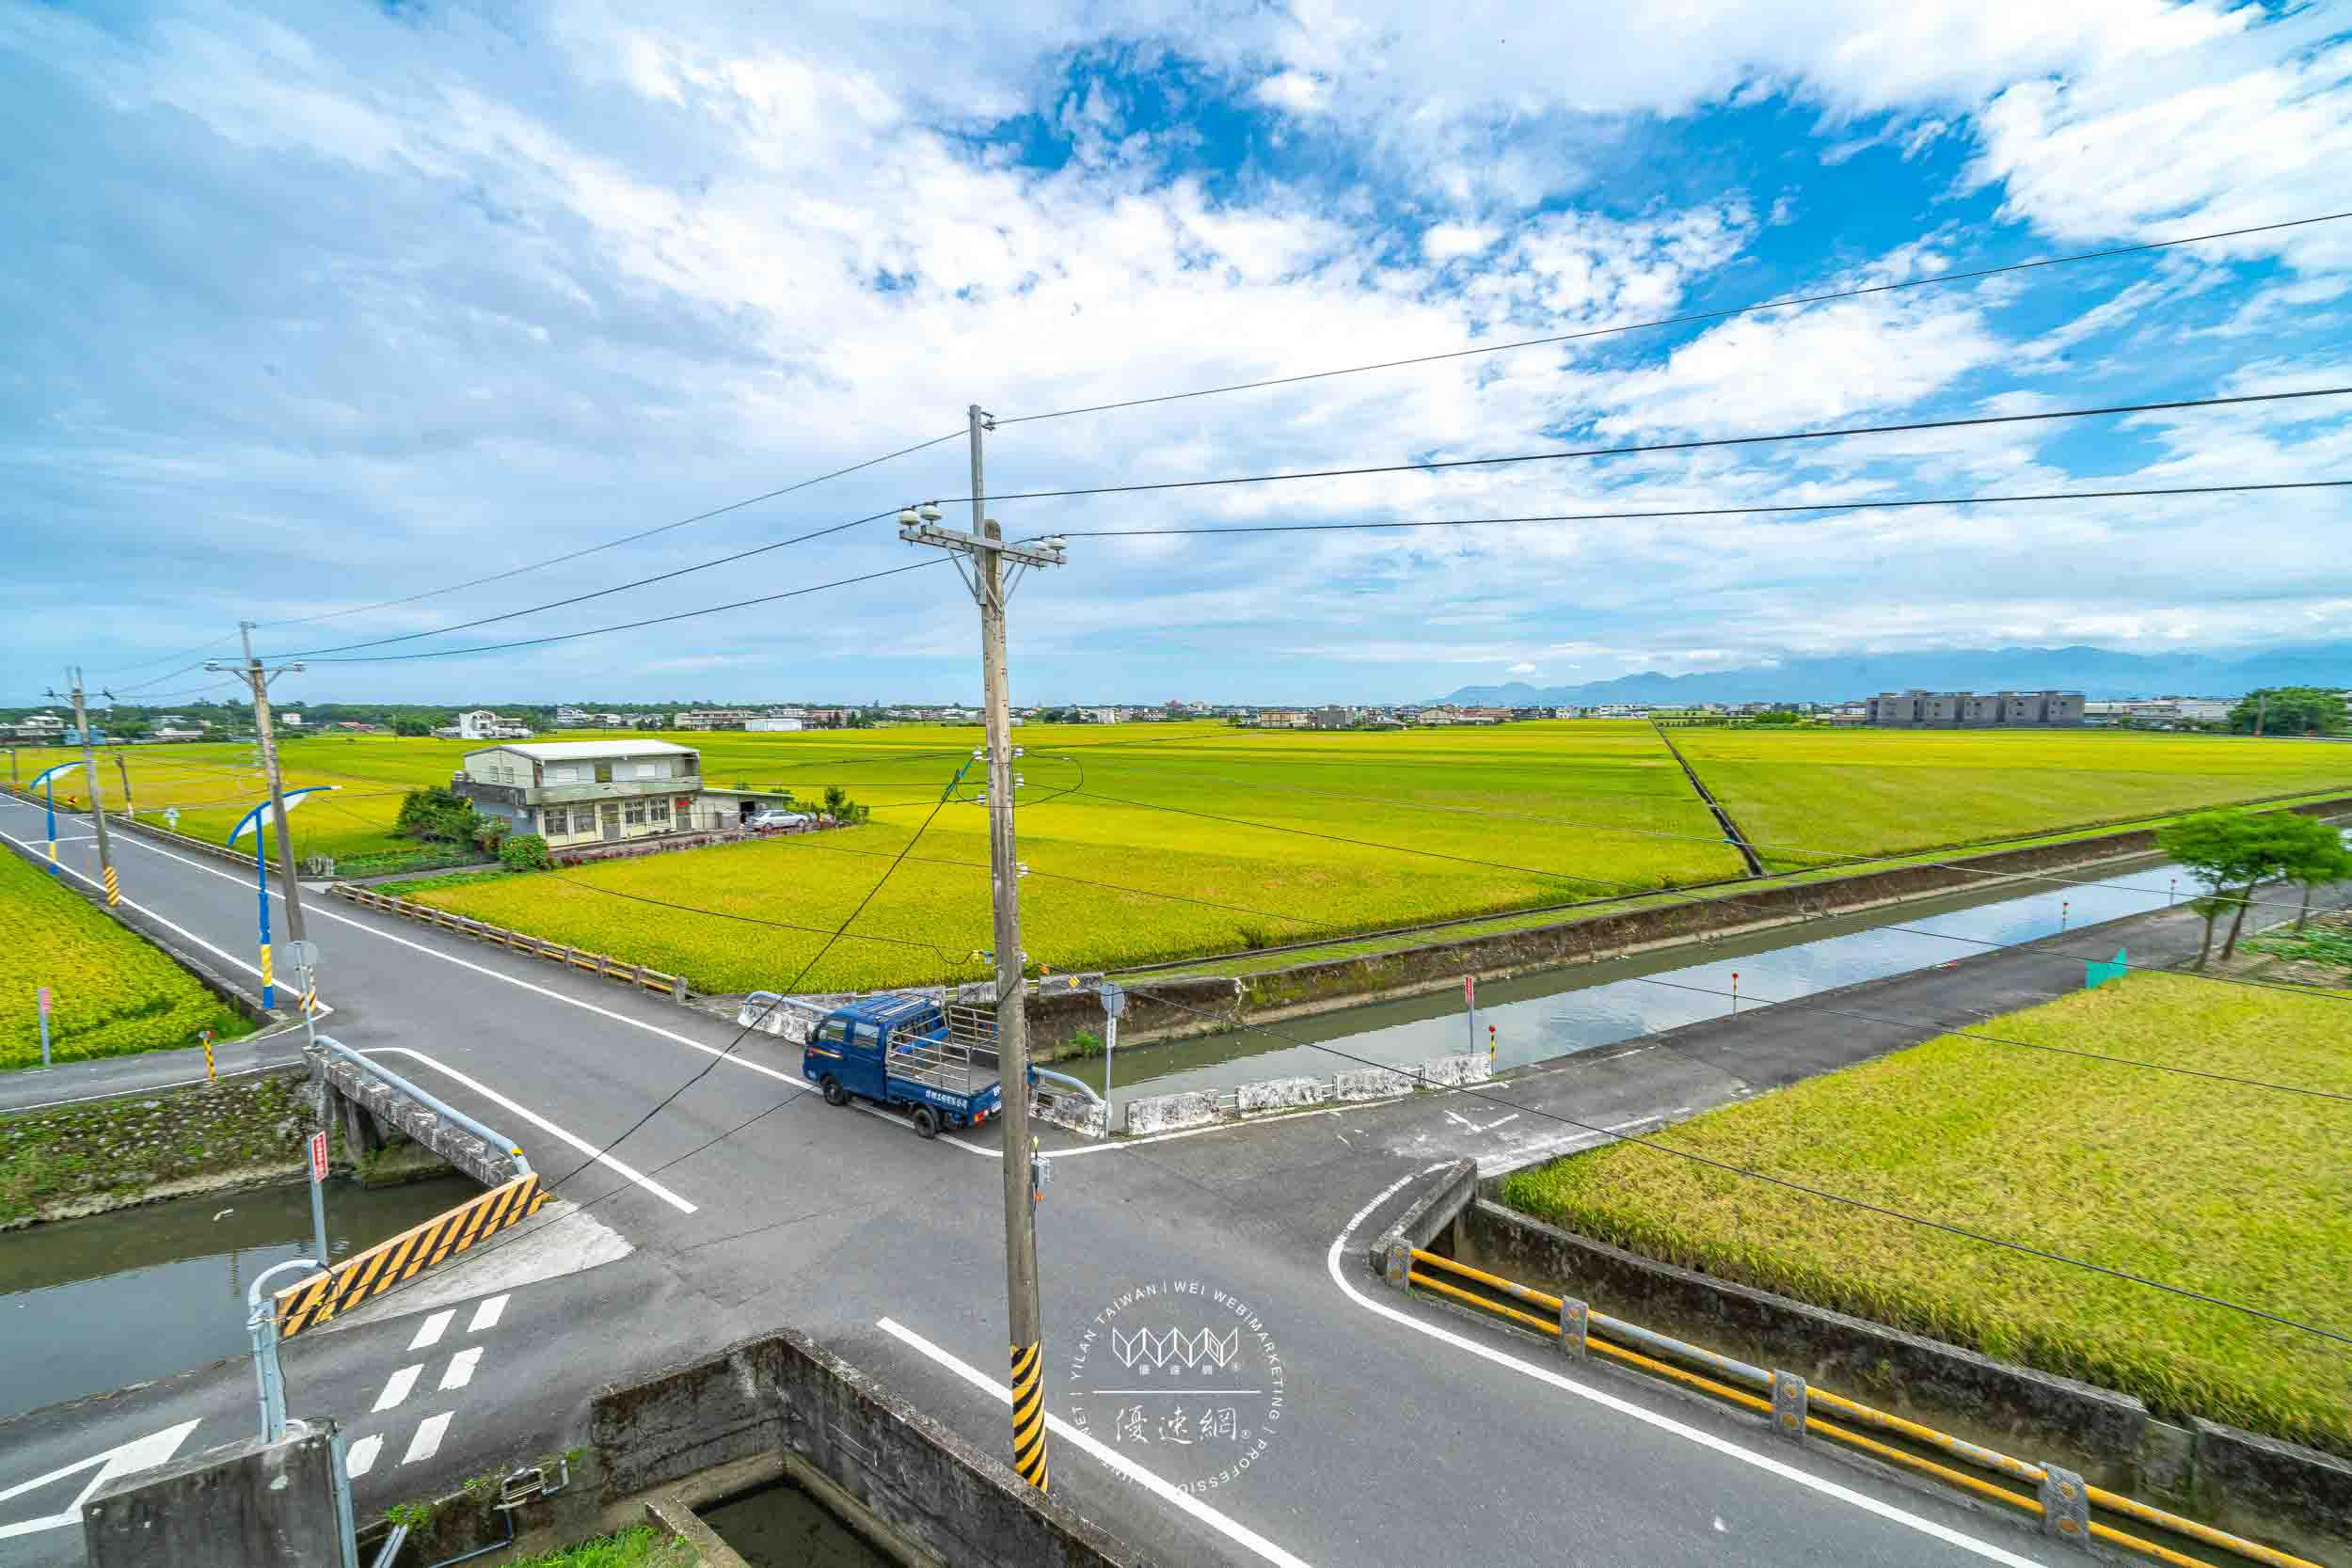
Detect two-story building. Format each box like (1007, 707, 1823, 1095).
(452, 740, 704, 847)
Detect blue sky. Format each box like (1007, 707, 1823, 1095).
(4, 0, 2350, 707)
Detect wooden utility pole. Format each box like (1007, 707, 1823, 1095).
(897, 407, 1070, 1492)
(115, 751, 135, 819)
(212, 626, 310, 949)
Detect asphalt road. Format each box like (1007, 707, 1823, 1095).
(7, 790, 2283, 1568)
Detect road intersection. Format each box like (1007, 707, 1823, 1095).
(0, 792, 2116, 1566)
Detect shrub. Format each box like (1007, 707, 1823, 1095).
(394, 786, 477, 845)
(470, 816, 511, 853)
(500, 834, 553, 873)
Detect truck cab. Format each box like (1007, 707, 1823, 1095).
(802, 992, 1004, 1139)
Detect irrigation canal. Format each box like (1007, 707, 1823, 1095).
(1069, 847, 2258, 1102)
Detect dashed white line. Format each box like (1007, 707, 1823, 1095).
(469, 1293, 509, 1332)
(438, 1347, 484, 1391)
(343, 1434, 382, 1479)
(372, 1365, 422, 1413)
(407, 1310, 454, 1352)
(402, 1413, 452, 1465)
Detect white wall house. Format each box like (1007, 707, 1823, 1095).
(458, 709, 533, 740)
(453, 740, 703, 847)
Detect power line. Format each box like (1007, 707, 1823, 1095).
(536, 774, 964, 1193)
(90, 633, 246, 676)
(1626, 974, 2352, 1102)
(944, 388, 2352, 509)
(994, 212, 2352, 426)
(1078, 749, 2343, 919)
(1129, 989, 2352, 1347)
(287, 558, 952, 663)
(253, 431, 964, 630)
(1063, 783, 2352, 1005)
(275, 509, 902, 659)
(1057, 479, 2352, 537)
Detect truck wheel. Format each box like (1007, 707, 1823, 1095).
(821, 1076, 847, 1107)
(911, 1105, 939, 1140)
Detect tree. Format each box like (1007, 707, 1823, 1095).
(2273, 815, 2352, 930)
(2228, 687, 2347, 736)
(393, 785, 477, 845)
(2157, 810, 2343, 964)
(393, 719, 433, 737)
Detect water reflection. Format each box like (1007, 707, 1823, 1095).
(0, 1175, 480, 1418)
(1097, 856, 2214, 1101)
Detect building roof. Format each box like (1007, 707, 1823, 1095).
(463, 740, 699, 760)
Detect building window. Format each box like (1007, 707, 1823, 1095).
(625, 800, 647, 826)
(648, 800, 671, 825)
(595, 761, 613, 784)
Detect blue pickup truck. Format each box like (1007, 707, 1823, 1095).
(802, 993, 1004, 1139)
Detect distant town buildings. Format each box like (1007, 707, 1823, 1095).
(1866, 690, 2085, 728)
(454, 708, 535, 740)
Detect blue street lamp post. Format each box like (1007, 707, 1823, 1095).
(28, 762, 84, 878)
(230, 785, 335, 1008)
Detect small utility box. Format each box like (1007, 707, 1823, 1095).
(85, 1426, 345, 1568)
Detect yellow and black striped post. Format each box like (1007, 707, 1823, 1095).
(102, 864, 119, 908)
(1009, 1341, 1048, 1490)
(258, 942, 274, 1007)
(274, 1173, 548, 1339)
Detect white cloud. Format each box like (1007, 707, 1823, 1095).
(1507, 660, 1538, 674)
(1422, 222, 1501, 262)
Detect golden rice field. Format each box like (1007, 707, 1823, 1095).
(0, 847, 249, 1069)
(1498, 973, 2352, 1458)
(1671, 726, 2352, 870)
(14, 721, 2348, 993)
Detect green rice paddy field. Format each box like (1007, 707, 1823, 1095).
(1499, 974, 2352, 1457)
(13, 723, 2349, 993)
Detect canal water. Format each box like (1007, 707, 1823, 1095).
(1079, 851, 2224, 1102)
(0, 1174, 481, 1419)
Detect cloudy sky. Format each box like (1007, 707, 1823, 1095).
(5, 0, 2349, 707)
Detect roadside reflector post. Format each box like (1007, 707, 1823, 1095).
(1558, 1297, 1588, 1358)
(1730, 971, 1739, 1015)
(2039, 1464, 2090, 1545)
(1463, 973, 1476, 1053)
(1771, 1369, 1807, 1440)
(201, 1027, 215, 1081)
(36, 986, 52, 1069)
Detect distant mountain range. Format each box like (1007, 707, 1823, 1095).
(1438, 644, 2352, 707)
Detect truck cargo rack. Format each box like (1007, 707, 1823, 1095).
(886, 1004, 1001, 1097)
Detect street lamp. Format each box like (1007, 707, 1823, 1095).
(28, 761, 84, 878)
(230, 784, 335, 1009)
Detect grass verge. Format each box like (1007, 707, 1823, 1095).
(1, 847, 249, 1069)
(1496, 972, 2352, 1458)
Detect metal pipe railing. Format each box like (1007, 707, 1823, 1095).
(312, 1035, 530, 1176)
(1397, 1247, 2328, 1568)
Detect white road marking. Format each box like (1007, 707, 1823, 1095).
(0, 1418, 202, 1541)
(0, 827, 334, 1020)
(1478, 1114, 1518, 1132)
(403, 1413, 452, 1465)
(408, 1310, 454, 1352)
(373, 1364, 423, 1413)
(344, 1434, 383, 1479)
(438, 1347, 484, 1390)
(366, 1047, 696, 1214)
(878, 1317, 1316, 1568)
(469, 1293, 509, 1332)
(1324, 1174, 2047, 1567)
(1442, 1109, 1476, 1129)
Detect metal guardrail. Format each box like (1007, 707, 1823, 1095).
(314, 1035, 531, 1178)
(330, 884, 686, 998)
(1398, 1248, 2324, 1568)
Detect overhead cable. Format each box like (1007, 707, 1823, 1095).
(994, 212, 2352, 426)
(281, 559, 951, 663)
(941, 388, 2352, 509)
(254, 430, 963, 629)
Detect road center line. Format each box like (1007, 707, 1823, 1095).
(1322, 1170, 2047, 1567)
(876, 1316, 1316, 1568)
(364, 1047, 697, 1214)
